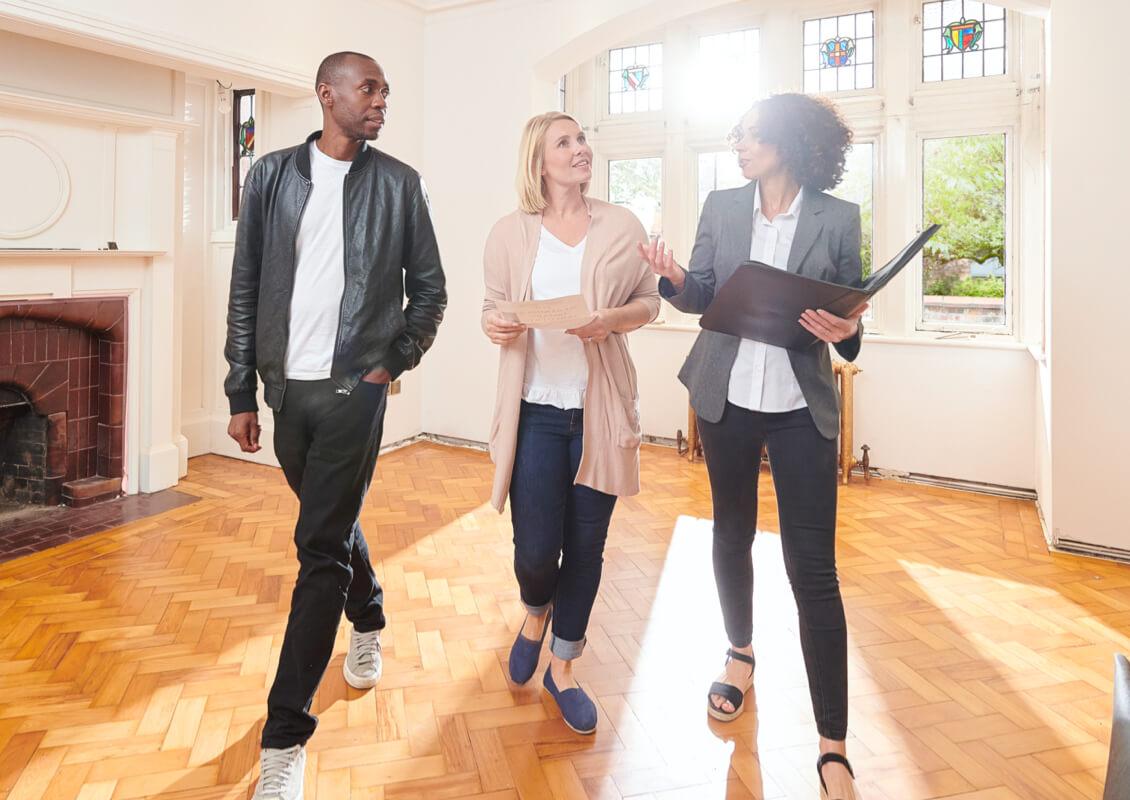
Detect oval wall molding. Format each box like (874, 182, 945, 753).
(0, 130, 72, 239)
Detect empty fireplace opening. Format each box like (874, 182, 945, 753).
(0, 386, 49, 506)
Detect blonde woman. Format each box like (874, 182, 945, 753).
(481, 112, 659, 734)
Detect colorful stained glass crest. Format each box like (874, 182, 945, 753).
(943, 17, 983, 52)
(822, 37, 856, 68)
(922, 2, 1005, 82)
(622, 65, 650, 91)
(232, 88, 255, 220)
(239, 116, 255, 156)
(803, 12, 874, 93)
(608, 44, 662, 114)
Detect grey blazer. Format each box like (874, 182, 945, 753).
(660, 181, 863, 440)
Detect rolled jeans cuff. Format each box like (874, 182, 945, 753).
(522, 599, 551, 616)
(549, 633, 585, 660)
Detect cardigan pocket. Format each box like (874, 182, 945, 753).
(615, 395, 643, 449)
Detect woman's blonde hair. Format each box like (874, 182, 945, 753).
(516, 112, 589, 214)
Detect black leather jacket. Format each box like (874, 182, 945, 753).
(224, 132, 446, 414)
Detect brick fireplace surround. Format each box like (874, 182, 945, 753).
(0, 298, 127, 507)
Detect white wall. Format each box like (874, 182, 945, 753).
(0, 29, 175, 115)
(418, 0, 1038, 491)
(1044, 0, 1130, 548)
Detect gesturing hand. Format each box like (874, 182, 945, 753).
(637, 237, 685, 291)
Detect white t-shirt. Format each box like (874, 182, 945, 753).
(284, 142, 353, 380)
(521, 226, 589, 410)
(727, 186, 808, 411)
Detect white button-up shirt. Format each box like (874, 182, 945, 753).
(726, 186, 808, 412)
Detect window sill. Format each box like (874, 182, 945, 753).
(641, 321, 1034, 354)
(860, 332, 1030, 352)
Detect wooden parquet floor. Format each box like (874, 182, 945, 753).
(0, 442, 1124, 799)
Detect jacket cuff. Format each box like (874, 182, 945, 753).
(658, 276, 683, 299)
(378, 345, 410, 381)
(228, 391, 259, 415)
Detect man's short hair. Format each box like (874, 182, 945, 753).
(315, 52, 376, 90)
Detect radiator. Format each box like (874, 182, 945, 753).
(678, 359, 864, 485)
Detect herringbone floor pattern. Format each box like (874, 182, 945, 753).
(0, 442, 1123, 799)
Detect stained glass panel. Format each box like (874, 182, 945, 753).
(922, 1, 1006, 82)
(232, 89, 255, 221)
(803, 11, 875, 94)
(608, 44, 663, 115)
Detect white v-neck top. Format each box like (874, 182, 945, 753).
(521, 226, 589, 410)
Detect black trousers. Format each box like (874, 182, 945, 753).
(697, 403, 848, 741)
(261, 379, 388, 749)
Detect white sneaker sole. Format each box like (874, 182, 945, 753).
(343, 659, 382, 690)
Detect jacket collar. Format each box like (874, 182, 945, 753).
(732, 180, 825, 274)
(296, 130, 375, 180)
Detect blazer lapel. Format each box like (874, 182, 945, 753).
(727, 181, 756, 270)
(787, 191, 824, 274)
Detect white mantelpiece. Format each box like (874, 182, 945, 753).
(0, 90, 189, 495)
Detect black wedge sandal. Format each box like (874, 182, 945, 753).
(817, 752, 857, 800)
(706, 648, 755, 722)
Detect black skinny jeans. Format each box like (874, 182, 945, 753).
(261, 378, 387, 749)
(697, 403, 848, 740)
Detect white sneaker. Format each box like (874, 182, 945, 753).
(343, 627, 383, 689)
(252, 744, 305, 800)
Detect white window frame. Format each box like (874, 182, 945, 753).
(566, 0, 1043, 342)
(913, 124, 1015, 336)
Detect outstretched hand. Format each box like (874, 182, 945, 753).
(637, 237, 685, 291)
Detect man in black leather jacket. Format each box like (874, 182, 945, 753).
(223, 51, 445, 799)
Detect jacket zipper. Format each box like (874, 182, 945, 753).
(331, 171, 351, 395)
(281, 175, 313, 407)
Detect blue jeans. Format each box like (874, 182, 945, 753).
(509, 401, 617, 660)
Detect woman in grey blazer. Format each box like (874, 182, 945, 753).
(639, 93, 865, 800)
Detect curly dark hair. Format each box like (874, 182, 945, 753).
(732, 93, 854, 191)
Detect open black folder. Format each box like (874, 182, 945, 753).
(699, 224, 941, 350)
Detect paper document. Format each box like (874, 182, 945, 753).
(495, 295, 593, 330)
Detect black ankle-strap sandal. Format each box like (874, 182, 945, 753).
(706, 648, 755, 722)
(816, 752, 856, 800)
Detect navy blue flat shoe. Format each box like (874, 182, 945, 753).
(508, 609, 551, 684)
(543, 665, 597, 734)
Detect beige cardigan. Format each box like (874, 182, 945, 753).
(482, 198, 661, 512)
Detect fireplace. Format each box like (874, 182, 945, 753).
(0, 298, 127, 508)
